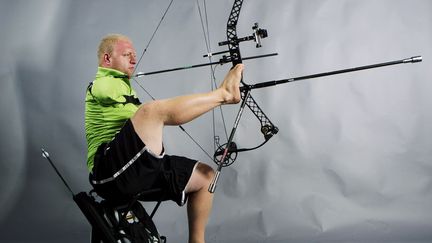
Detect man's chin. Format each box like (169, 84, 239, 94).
(127, 70, 135, 78)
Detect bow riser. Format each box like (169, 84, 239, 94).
(209, 0, 278, 193)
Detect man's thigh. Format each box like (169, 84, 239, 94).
(131, 102, 164, 155)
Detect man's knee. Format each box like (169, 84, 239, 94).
(134, 101, 159, 119)
(186, 163, 215, 193)
(195, 163, 215, 181)
(132, 101, 165, 128)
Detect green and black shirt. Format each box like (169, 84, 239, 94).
(85, 67, 141, 171)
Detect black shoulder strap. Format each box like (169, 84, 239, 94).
(86, 81, 98, 102)
(123, 95, 142, 105)
(86, 81, 141, 106)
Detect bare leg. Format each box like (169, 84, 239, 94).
(131, 65, 243, 243)
(184, 163, 215, 243)
(131, 64, 243, 154)
(130, 64, 243, 242)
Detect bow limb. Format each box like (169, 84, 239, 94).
(226, 0, 244, 66)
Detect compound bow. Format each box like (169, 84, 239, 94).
(133, 0, 422, 193)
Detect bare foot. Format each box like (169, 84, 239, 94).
(219, 64, 243, 104)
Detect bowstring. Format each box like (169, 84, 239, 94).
(133, 79, 214, 162)
(204, 0, 230, 146)
(132, 0, 215, 163)
(131, 0, 173, 100)
(196, 0, 229, 155)
(133, 0, 174, 75)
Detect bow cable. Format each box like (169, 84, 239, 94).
(131, 0, 215, 163)
(196, 0, 230, 156)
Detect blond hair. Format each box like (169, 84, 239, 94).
(97, 34, 130, 65)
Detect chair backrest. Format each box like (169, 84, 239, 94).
(73, 192, 118, 243)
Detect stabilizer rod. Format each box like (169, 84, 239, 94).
(241, 56, 422, 91)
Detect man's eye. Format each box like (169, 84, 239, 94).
(122, 53, 136, 58)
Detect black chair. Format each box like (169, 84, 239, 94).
(74, 189, 166, 243)
(41, 149, 166, 243)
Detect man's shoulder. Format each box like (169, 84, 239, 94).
(93, 74, 128, 93)
(91, 78, 131, 104)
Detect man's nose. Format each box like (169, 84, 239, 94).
(130, 55, 137, 64)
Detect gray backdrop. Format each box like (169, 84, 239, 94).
(0, 0, 431, 242)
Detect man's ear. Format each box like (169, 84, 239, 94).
(103, 53, 111, 65)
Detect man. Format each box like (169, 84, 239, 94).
(85, 33, 243, 243)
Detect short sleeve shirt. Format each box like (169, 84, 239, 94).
(85, 67, 140, 171)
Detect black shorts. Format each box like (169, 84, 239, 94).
(90, 119, 198, 206)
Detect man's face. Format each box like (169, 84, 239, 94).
(108, 39, 137, 78)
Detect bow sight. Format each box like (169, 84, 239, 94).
(253, 23, 268, 47)
(218, 22, 268, 48)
